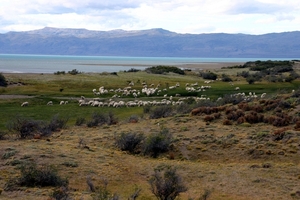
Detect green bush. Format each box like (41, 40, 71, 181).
(68, 69, 80, 75)
(143, 128, 173, 158)
(54, 71, 66, 75)
(0, 73, 8, 87)
(149, 165, 187, 200)
(145, 66, 185, 75)
(221, 74, 232, 82)
(200, 72, 217, 80)
(115, 132, 144, 154)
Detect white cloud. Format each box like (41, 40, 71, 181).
(0, 0, 299, 34)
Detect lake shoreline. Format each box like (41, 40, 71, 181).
(1, 62, 245, 74)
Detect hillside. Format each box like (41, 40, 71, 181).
(0, 27, 300, 57)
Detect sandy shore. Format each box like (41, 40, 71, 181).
(79, 61, 245, 70)
(176, 62, 244, 70)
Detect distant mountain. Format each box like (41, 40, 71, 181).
(0, 27, 299, 57)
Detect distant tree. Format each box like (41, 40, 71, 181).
(0, 73, 8, 87)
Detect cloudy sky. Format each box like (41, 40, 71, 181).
(0, 0, 299, 34)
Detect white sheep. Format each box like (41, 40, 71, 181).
(47, 101, 53, 105)
(21, 102, 29, 107)
(59, 101, 65, 105)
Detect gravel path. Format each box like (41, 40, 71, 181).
(0, 95, 36, 99)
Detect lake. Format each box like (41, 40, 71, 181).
(0, 54, 298, 73)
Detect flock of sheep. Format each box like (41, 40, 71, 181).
(20, 80, 269, 107)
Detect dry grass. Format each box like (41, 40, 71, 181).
(1, 114, 300, 200)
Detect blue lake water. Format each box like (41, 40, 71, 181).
(0, 54, 298, 73)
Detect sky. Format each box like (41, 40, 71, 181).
(0, 0, 299, 35)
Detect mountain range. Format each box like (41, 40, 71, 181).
(0, 27, 299, 58)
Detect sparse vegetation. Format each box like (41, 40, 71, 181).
(1, 60, 300, 199)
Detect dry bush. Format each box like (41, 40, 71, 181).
(115, 132, 145, 154)
(149, 165, 187, 200)
(203, 115, 215, 122)
(244, 111, 264, 124)
(227, 109, 245, 121)
(237, 116, 246, 124)
(149, 105, 174, 119)
(238, 102, 251, 111)
(272, 128, 289, 141)
(252, 104, 264, 113)
(213, 112, 221, 119)
(225, 106, 237, 115)
(294, 120, 300, 130)
(6, 116, 48, 139)
(223, 119, 233, 125)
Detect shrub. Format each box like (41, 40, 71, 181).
(149, 105, 173, 119)
(115, 132, 144, 154)
(107, 111, 118, 125)
(89, 177, 120, 200)
(50, 186, 70, 200)
(237, 71, 250, 78)
(54, 71, 66, 75)
(221, 74, 232, 82)
(6, 116, 47, 139)
(68, 69, 80, 75)
(223, 119, 233, 125)
(143, 128, 173, 158)
(0, 73, 8, 87)
(203, 115, 215, 122)
(16, 162, 68, 188)
(295, 121, 300, 130)
(244, 111, 264, 124)
(75, 117, 86, 126)
(246, 76, 257, 84)
(0, 131, 8, 140)
(2, 149, 17, 159)
(201, 72, 217, 80)
(128, 115, 139, 123)
(87, 112, 108, 127)
(48, 114, 69, 132)
(125, 68, 141, 73)
(149, 165, 187, 200)
(145, 66, 185, 75)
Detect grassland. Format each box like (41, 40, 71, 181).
(1, 62, 300, 200)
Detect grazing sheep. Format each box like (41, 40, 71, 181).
(235, 87, 240, 90)
(21, 102, 29, 107)
(59, 101, 65, 105)
(47, 101, 53, 105)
